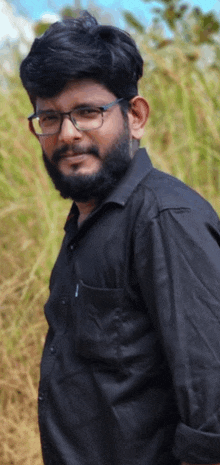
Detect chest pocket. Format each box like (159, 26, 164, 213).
(74, 279, 124, 364)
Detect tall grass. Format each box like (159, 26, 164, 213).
(140, 40, 220, 211)
(1, 40, 220, 464)
(0, 81, 72, 464)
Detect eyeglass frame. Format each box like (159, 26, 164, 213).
(28, 98, 124, 136)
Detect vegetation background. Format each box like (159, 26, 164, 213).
(1, 1, 220, 463)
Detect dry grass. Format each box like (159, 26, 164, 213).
(0, 82, 71, 464)
(0, 39, 220, 464)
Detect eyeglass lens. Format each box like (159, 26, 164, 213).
(32, 108, 103, 135)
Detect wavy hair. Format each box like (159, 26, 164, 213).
(20, 11, 143, 109)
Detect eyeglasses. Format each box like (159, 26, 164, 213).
(28, 98, 124, 136)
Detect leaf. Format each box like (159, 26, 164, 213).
(202, 12, 220, 33)
(157, 39, 173, 48)
(61, 7, 76, 18)
(34, 22, 51, 37)
(123, 11, 145, 33)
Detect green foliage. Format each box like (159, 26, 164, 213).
(34, 2, 115, 37)
(61, 6, 79, 18)
(123, 11, 145, 33)
(150, 0, 189, 31)
(34, 21, 52, 36)
(191, 9, 220, 44)
(123, 0, 220, 47)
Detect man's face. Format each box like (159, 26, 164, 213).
(35, 80, 132, 202)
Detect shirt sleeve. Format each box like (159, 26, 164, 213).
(134, 205, 220, 464)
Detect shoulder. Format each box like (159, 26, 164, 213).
(136, 167, 219, 225)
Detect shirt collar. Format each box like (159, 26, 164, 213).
(103, 148, 153, 206)
(64, 148, 153, 230)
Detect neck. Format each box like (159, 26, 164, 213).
(75, 199, 97, 226)
(131, 139, 139, 158)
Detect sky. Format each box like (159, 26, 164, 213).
(0, 0, 219, 45)
(13, 0, 220, 23)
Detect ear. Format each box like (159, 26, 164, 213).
(127, 96, 149, 140)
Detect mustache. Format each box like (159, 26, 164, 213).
(52, 145, 99, 163)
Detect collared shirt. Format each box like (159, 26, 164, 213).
(39, 148, 220, 465)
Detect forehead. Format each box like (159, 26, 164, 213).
(35, 79, 116, 112)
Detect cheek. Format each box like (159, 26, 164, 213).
(91, 120, 125, 158)
(39, 135, 57, 160)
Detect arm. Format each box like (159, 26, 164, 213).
(135, 205, 220, 464)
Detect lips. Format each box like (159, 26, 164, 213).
(60, 153, 91, 163)
(55, 152, 88, 164)
(52, 145, 99, 164)
(59, 152, 94, 162)
(63, 151, 90, 157)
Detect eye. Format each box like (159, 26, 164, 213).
(76, 108, 100, 118)
(39, 113, 60, 123)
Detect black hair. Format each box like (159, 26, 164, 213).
(20, 11, 143, 109)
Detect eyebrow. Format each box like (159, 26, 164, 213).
(36, 103, 106, 115)
(72, 103, 104, 109)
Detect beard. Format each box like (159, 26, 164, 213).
(42, 130, 131, 203)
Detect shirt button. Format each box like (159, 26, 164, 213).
(50, 346, 56, 354)
(38, 393, 44, 401)
(61, 299, 66, 305)
(70, 244, 74, 250)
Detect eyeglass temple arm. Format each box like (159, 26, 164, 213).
(102, 98, 124, 111)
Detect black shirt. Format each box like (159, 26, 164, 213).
(39, 148, 220, 465)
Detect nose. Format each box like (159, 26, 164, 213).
(58, 116, 82, 144)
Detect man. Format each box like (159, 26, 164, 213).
(20, 11, 220, 465)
